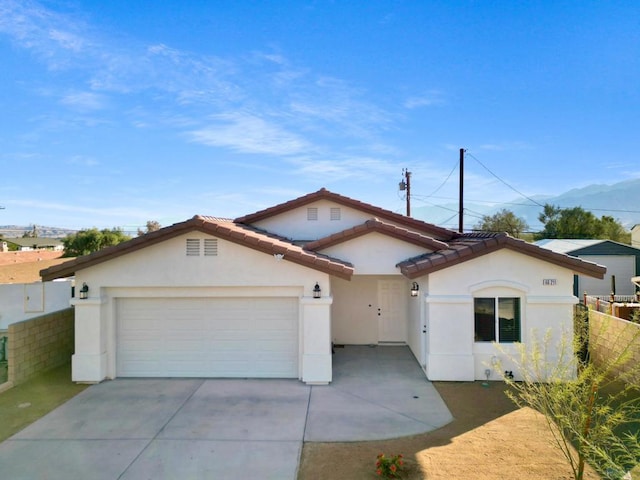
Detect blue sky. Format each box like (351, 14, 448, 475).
(1, 0, 638, 233)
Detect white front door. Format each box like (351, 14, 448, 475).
(377, 280, 407, 343)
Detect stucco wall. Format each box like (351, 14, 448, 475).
(7, 308, 74, 386)
(321, 233, 427, 275)
(252, 199, 428, 241)
(71, 232, 333, 384)
(76, 232, 325, 293)
(0, 280, 72, 330)
(424, 249, 578, 381)
(331, 275, 411, 345)
(589, 310, 640, 382)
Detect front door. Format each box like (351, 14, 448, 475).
(377, 280, 407, 343)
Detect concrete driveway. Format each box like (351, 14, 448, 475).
(0, 346, 452, 480)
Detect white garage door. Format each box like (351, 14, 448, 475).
(117, 297, 298, 378)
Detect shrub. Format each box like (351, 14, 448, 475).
(375, 453, 404, 478)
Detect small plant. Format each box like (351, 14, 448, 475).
(375, 453, 404, 478)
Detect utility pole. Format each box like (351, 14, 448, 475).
(459, 148, 465, 233)
(399, 169, 411, 216)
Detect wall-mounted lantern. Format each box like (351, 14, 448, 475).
(313, 282, 322, 299)
(79, 282, 89, 300)
(410, 282, 419, 297)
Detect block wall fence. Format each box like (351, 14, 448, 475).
(6, 308, 74, 386)
(589, 309, 640, 383)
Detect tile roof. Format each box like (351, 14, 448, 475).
(304, 218, 450, 252)
(234, 188, 457, 241)
(40, 215, 354, 281)
(396, 232, 607, 279)
(39, 191, 607, 284)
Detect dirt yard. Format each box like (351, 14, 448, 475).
(298, 381, 600, 479)
(0, 250, 71, 283)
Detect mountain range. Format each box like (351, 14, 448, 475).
(412, 178, 640, 233)
(2, 178, 639, 237)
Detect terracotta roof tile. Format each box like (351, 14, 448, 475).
(396, 232, 607, 279)
(235, 188, 457, 240)
(41, 215, 354, 281)
(305, 217, 449, 252)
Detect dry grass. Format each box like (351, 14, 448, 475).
(0, 251, 72, 283)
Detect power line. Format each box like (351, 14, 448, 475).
(422, 159, 459, 198)
(464, 152, 545, 208)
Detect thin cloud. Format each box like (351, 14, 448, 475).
(1, 1, 404, 182)
(290, 154, 396, 181)
(404, 91, 446, 109)
(189, 112, 312, 156)
(60, 91, 106, 111)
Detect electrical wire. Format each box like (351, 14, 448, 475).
(421, 160, 459, 198)
(465, 152, 545, 208)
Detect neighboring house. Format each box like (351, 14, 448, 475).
(535, 239, 640, 297)
(632, 224, 640, 249)
(41, 189, 605, 384)
(4, 238, 64, 251)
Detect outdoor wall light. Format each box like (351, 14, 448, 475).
(410, 282, 419, 297)
(273, 253, 285, 261)
(313, 282, 322, 299)
(79, 282, 89, 300)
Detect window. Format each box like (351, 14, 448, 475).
(186, 238, 200, 256)
(330, 207, 341, 221)
(307, 207, 318, 221)
(474, 297, 521, 343)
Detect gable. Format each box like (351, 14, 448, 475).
(246, 199, 380, 241)
(40, 216, 354, 281)
(235, 188, 456, 241)
(73, 232, 333, 287)
(397, 233, 607, 280)
(317, 231, 430, 275)
(426, 249, 577, 297)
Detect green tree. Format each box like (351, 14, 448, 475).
(600, 216, 632, 244)
(536, 204, 630, 241)
(62, 228, 131, 257)
(497, 311, 640, 480)
(473, 209, 529, 238)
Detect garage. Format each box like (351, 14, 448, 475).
(116, 297, 299, 378)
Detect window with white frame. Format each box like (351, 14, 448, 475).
(330, 207, 341, 221)
(474, 297, 521, 343)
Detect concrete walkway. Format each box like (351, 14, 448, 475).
(0, 346, 452, 480)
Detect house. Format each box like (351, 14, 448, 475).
(40, 189, 605, 384)
(4, 238, 64, 252)
(535, 239, 640, 297)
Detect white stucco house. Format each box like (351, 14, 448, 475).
(41, 189, 605, 384)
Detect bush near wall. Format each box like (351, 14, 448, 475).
(7, 308, 74, 386)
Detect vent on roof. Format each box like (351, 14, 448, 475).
(204, 238, 218, 256)
(330, 207, 341, 221)
(186, 238, 200, 256)
(307, 207, 318, 221)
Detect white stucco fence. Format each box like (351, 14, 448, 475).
(0, 280, 73, 330)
